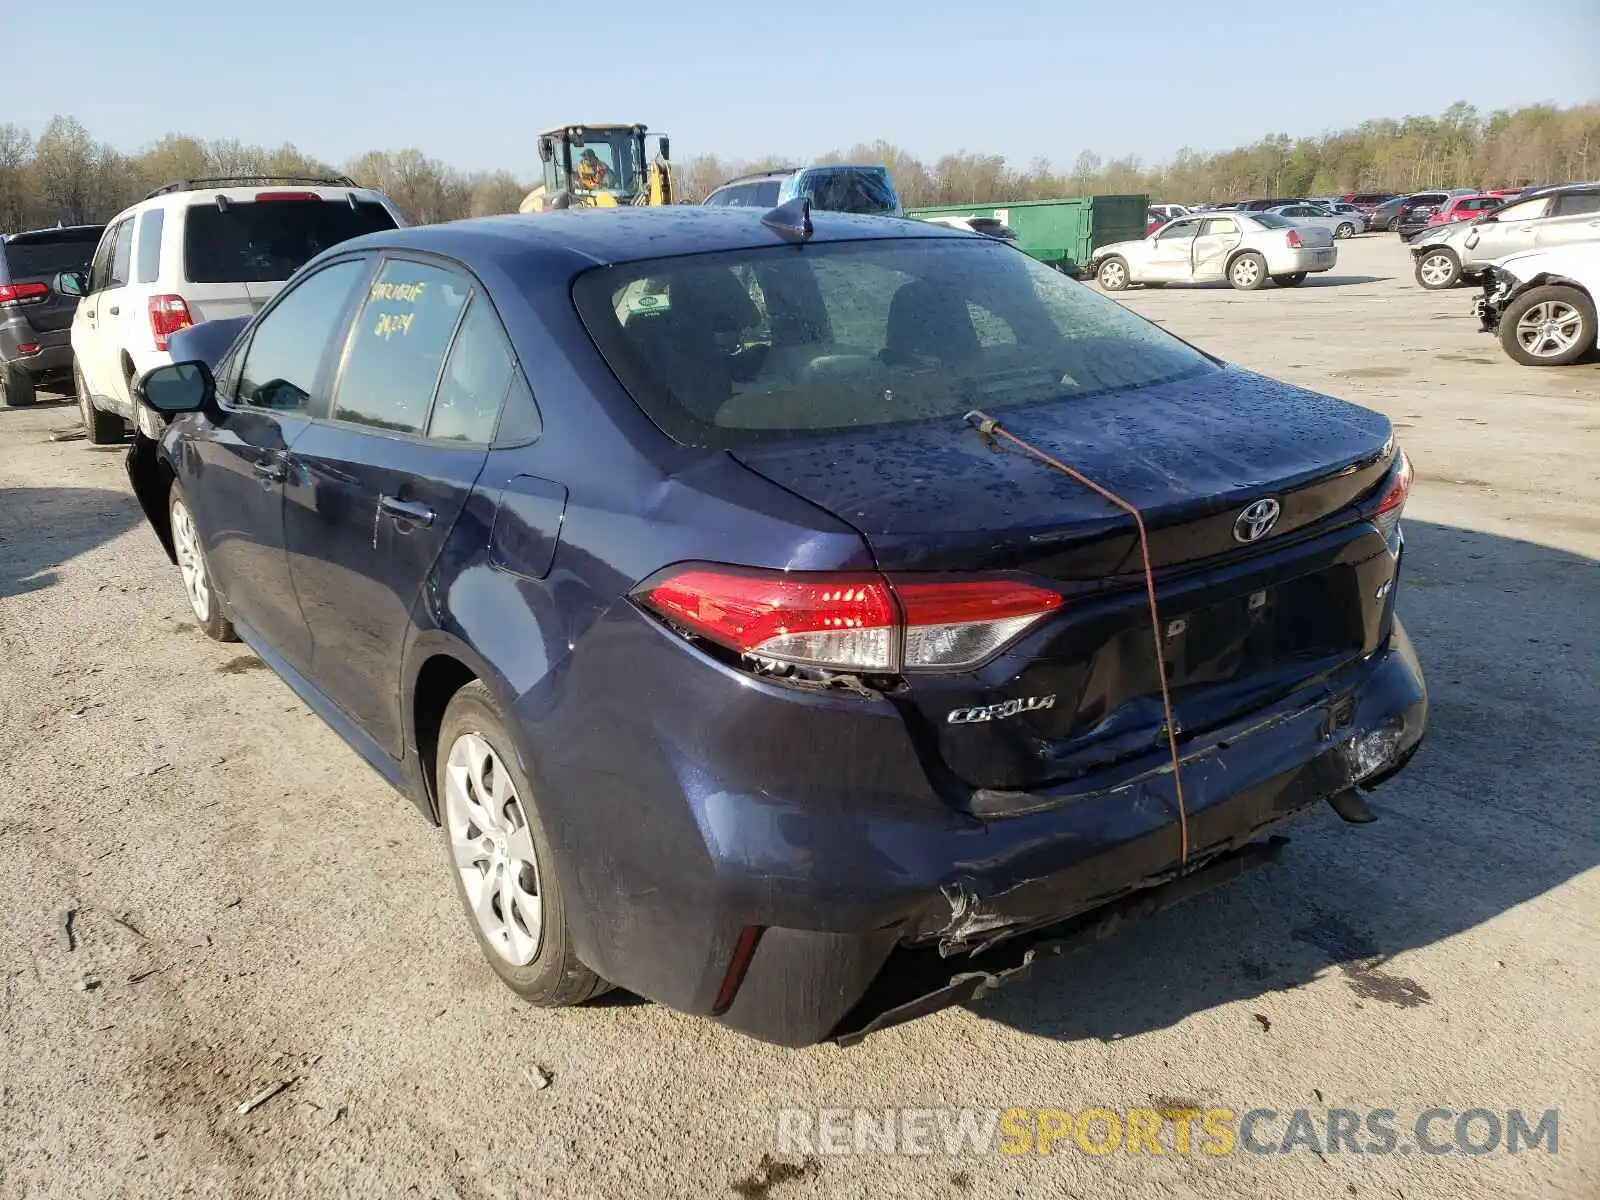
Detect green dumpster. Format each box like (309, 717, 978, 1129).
(908, 194, 1149, 275)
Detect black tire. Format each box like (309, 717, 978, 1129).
(1497, 284, 1597, 367)
(1272, 273, 1308, 287)
(1413, 247, 1462, 290)
(1143, 281, 1168, 289)
(1335, 222, 1356, 240)
(1228, 251, 1268, 291)
(77, 364, 125, 444)
(0, 362, 37, 407)
(168, 482, 236, 642)
(436, 681, 609, 1007)
(1096, 256, 1130, 292)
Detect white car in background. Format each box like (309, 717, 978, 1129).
(1264, 203, 1366, 239)
(1091, 211, 1337, 291)
(1148, 204, 1191, 222)
(58, 176, 405, 444)
(918, 215, 1019, 242)
(1474, 242, 1600, 366)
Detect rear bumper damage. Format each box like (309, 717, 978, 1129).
(638, 621, 1427, 1046)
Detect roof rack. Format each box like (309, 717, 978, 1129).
(141, 175, 358, 201)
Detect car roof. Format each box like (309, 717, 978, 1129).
(714, 164, 891, 189)
(329, 207, 964, 275)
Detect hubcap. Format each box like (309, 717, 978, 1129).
(1420, 255, 1454, 286)
(444, 733, 542, 965)
(170, 499, 211, 622)
(1233, 258, 1260, 286)
(1101, 262, 1125, 287)
(1515, 301, 1583, 358)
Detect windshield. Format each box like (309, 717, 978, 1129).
(574, 237, 1215, 448)
(184, 199, 396, 284)
(569, 132, 641, 196)
(796, 169, 898, 215)
(3, 230, 102, 280)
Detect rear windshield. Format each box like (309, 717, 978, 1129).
(183, 199, 397, 284)
(797, 170, 898, 215)
(2, 230, 102, 280)
(574, 237, 1215, 448)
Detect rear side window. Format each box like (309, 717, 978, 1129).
(427, 296, 518, 443)
(0, 229, 101, 281)
(332, 260, 469, 435)
(136, 209, 165, 283)
(1554, 192, 1600, 216)
(183, 198, 397, 284)
(574, 238, 1214, 448)
(237, 259, 366, 414)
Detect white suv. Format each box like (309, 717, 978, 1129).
(60, 176, 405, 443)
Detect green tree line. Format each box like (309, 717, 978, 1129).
(3, 101, 1596, 231)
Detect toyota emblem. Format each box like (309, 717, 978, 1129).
(1233, 498, 1282, 543)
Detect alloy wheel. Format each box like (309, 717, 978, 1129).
(1231, 257, 1261, 287)
(170, 498, 212, 623)
(1419, 254, 1456, 287)
(1099, 260, 1126, 289)
(1514, 301, 1584, 359)
(443, 732, 543, 965)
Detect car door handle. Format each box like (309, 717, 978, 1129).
(108, 305, 119, 316)
(85, 309, 96, 319)
(378, 495, 435, 527)
(252, 459, 287, 484)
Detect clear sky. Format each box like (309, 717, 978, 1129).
(5, 0, 1595, 175)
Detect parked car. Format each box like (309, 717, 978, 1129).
(56, 176, 404, 444)
(123, 204, 1426, 1046)
(1474, 242, 1599, 365)
(1425, 194, 1502, 227)
(1093, 211, 1337, 291)
(702, 166, 902, 217)
(1408, 183, 1600, 290)
(1365, 196, 1409, 233)
(1395, 190, 1481, 240)
(1233, 198, 1307, 212)
(920, 215, 1018, 242)
(1340, 192, 1399, 213)
(0, 224, 103, 407)
(1263, 203, 1366, 239)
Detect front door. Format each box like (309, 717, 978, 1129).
(184, 257, 372, 669)
(1464, 195, 1551, 264)
(76, 216, 133, 409)
(284, 257, 513, 757)
(1144, 218, 1202, 281)
(1191, 217, 1243, 281)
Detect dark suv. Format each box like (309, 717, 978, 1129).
(0, 225, 103, 406)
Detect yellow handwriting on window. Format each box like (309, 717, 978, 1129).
(370, 280, 426, 304)
(374, 311, 415, 340)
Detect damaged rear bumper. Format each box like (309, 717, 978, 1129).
(707, 622, 1427, 1046)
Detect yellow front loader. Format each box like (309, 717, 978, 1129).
(518, 123, 673, 213)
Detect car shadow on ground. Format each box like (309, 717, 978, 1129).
(962, 519, 1598, 1042)
(0, 486, 141, 600)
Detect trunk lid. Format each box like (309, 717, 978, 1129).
(732, 365, 1398, 791)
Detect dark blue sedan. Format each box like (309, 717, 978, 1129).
(125, 204, 1427, 1046)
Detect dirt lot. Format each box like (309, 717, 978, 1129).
(1, 234, 1596, 1199)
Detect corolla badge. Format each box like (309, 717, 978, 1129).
(947, 695, 1056, 725)
(1232, 497, 1282, 544)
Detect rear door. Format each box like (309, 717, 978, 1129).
(1191, 217, 1242, 279)
(1536, 190, 1600, 248)
(284, 256, 507, 756)
(80, 217, 134, 406)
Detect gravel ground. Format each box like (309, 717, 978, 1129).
(0, 235, 1595, 1199)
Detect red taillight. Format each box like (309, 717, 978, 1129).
(148, 294, 194, 352)
(1285, 229, 1303, 249)
(0, 280, 50, 306)
(16, 342, 39, 355)
(637, 568, 1063, 672)
(254, 191, 321, 202)
(1373, 450, 1413, 540)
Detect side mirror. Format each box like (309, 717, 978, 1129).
(658, 135, 670, 160)
(55, 270, 89, 298)
(135, 361, 214, 414)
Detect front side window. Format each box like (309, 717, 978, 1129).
(574, 237, 1215, 448)
(1157, 219, 1201, 241)
(105, 219, 134, 289)
(183, 198, 396, 285)
(331, 259, 469, 435)
(237, 259, 366, 414)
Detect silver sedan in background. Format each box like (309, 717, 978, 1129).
(1091, 211, 1337, 291)
(1265, 203, 1367, 239)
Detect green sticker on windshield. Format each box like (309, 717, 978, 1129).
(629, 291, 669, 315)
